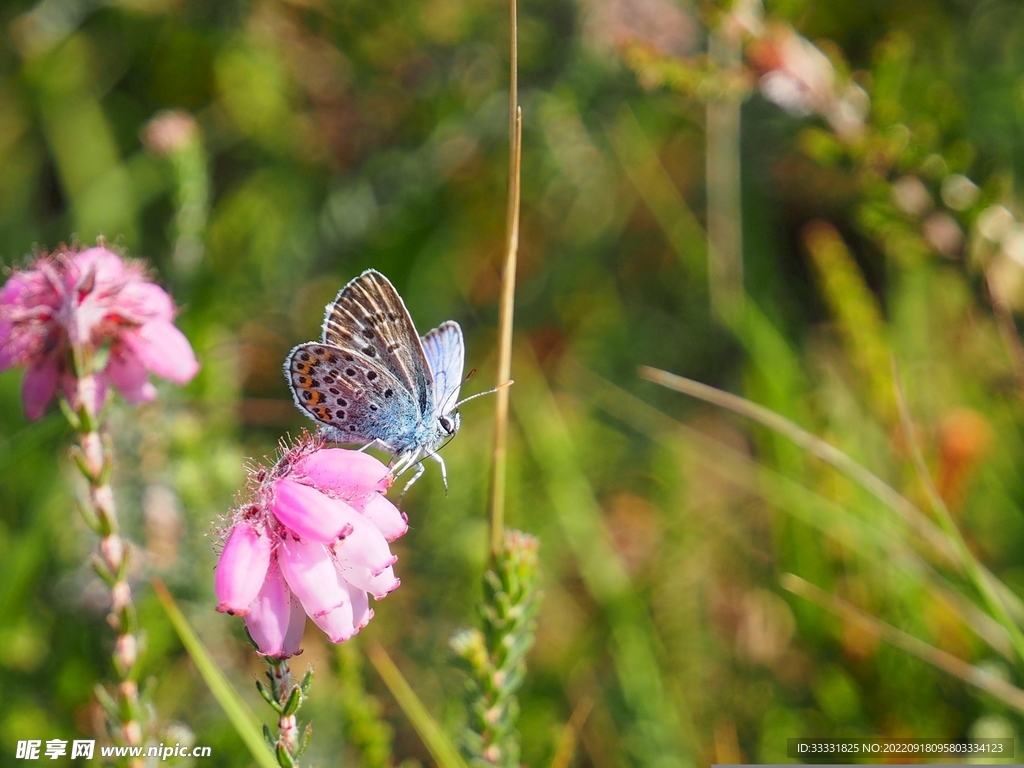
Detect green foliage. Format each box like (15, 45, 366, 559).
(6, 0, 1024, 765)
(334, 643, 396, 767)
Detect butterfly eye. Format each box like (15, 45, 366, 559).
(439, 415, 456, 435)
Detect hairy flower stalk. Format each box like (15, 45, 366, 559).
(0, 245, 200, 760)
(257, 659, 313, 768)
(451, 531, 541, 767)
(73, 369, 147, 758)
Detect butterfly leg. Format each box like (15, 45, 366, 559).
(399, 461, 427, 498)
(390, 449, 417, 479)
(430, 451, 449, 494)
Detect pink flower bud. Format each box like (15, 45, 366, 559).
(122, 320, 199, 385)
(277, 536, 349, 620)
(244, 564, 306, 659)
(215, 523, 272, 615)
(295, 449, 391, 494)
(100, 535, 124, 573)
(338, 563, 401, 601)
(0, 246, 198, 419)
(349, 587, 372, 631)
(348, 492, 408, 542)
(111, 580, 132, 614)
(115, 633, 138, 670)
(22, 359, 59, 421)
(105, 346, 157, 405)
(270, 479, 355, 542)
(330, 513, 397, 576)
(308, 592, 356, 643)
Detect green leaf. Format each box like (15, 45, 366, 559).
(282, 686, 301, 717)
(256, 680, 280, 712)
(367, 641, 469, 768)
(276, 743, 295, 767)
(152, 578, 278, 768)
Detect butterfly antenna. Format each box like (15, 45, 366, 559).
(438, 367, 478, 414)
(453, 379, 514, 410)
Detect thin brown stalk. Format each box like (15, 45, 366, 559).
(489, 0, 522, 557)
(781, 573, 1024, 715)
(549, 697, 594, 768)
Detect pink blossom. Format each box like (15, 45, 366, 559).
(215, 434, 406, 658)
(0, 245, 199, 419)
(748, 24, 868, 141)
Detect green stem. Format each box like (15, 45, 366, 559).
(262, 658, 312, 767)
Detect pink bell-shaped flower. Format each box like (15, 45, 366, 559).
(0, 245, 199, 419)
(214, 433, 404, 658)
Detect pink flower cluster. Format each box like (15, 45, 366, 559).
(215, 436, 407, 658)
(0, 246, 199, 419)
(748, 24, 869, 141)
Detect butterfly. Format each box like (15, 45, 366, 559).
(285, 269, 473, 492)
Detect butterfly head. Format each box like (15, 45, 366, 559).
(438, 411, 461, 437)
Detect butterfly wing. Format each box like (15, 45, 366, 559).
(285, 342, 420, 448)
(320, 270, 434, 418)
(421, 321, 464, 415)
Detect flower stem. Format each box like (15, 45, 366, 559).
(67, 373, 145, 765)
(259, 659, 313, 767)
(489, 0, 522, 559)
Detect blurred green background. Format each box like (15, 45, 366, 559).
(5, 0, 1024, 764)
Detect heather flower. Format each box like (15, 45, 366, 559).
(748, 24, 868, 141)
(215, 435, 407, 658)
(4, 244, 202, 751)
(0, 245, 199, 419)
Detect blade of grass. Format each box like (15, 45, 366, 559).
(639, 366, 963, 564)
(706, 21, 744, 322)
(891, 359, 1024, 669)
(564, 361, 1015, 658)
(782, 573, 1024, 715)
(151, 579, 277, 768)
(578, 362, 1015, 657)
(639, 363, 1024, 631)
(366, 641, 469, 768)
